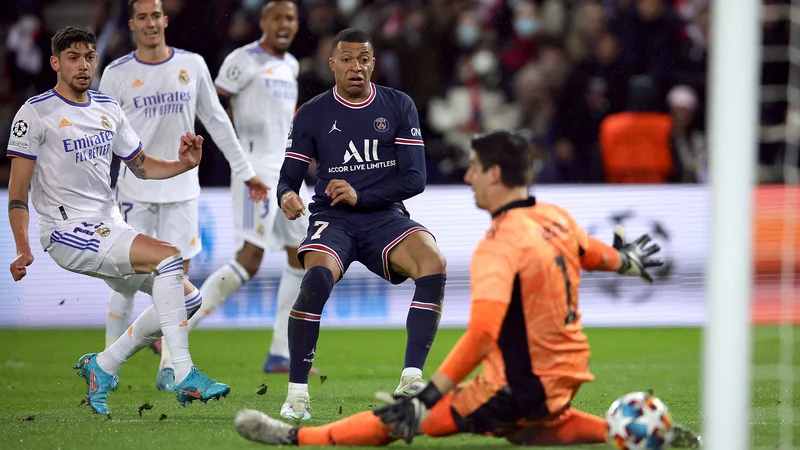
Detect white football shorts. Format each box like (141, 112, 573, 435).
(40, 207, 139, 284)
(116, 189, 201, 260)
(230, 174, 309, 252)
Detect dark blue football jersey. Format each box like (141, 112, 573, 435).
(276, 83, 426, 214)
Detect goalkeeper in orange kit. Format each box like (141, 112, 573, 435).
(232, 130, 701, 448)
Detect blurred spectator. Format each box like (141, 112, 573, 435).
(0, 0, 792, 186)
(297, 33, 336, 104)
(5, 13, 51, 99)
(88, 0, 124, 89)
(667, 85, 706, 183)
(564, 1, 608, 63)
(551, 32, 627, 183)
(614, 0, 684, 106)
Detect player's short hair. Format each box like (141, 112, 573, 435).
(470, 130, 534, 188)
(128, 0, 164, 18)
(51, 27, 97, 57)
(331, 28, 374, 52)
(261, 0, 297, 17)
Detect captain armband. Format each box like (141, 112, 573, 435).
(8, 200, 28, 212)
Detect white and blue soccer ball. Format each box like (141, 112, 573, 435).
(606, 392, 673, 450)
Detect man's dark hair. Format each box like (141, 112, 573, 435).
(470, 130, 534, 187)
(331, 28, 374, 51)
(262, 0, 297, 17)
(51, 27, 97, 57)
(128, 0, 164, 18)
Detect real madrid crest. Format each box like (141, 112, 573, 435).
(179, 69, 190, 85)
(96, 227, 111, 237)
(100, 115, 112, 130)
(373, 117, 389, 132)
(257, 224, 265, 236)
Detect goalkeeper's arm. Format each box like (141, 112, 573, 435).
(581, 226, 665, 283)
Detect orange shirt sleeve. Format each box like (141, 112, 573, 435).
(438, 235, 518, 383)
(580, 236, 621, 272)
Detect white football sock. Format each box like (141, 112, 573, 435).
(269, 266, 304, 358)
(105, 291, 135, 349)
(287, 382, 308, 395)
(97, 304, 161, 374)
(189, 260, 249, 329)
(160, 288, 203, 371)
(401, 367, 422, 378)
(152, 254, 193, 383)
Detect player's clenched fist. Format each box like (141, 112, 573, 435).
(10, 251, 34, 281)
(280, 191, 305, 220)
(178, 132, 204, 170)
(326, 179, 358, 207)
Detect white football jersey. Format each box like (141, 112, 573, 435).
(7, 89, 142, 223)
(215, 41, 299, 181)
(99, 48, 255, 203)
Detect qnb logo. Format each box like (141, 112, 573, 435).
(62, 130, 115, 153)
(343, 139, 379, 164)
(132, 90, 192, 108)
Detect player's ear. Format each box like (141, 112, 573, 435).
(328, 56, 335, 72)
(128, 18, 134, 32)
(50, 55, 60, 73)
(163, 14, 169, 29)
(489, 164, 502, 185)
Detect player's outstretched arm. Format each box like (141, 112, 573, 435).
(580, 226, 664, 283)
(124, 132, 203, 180)
(7, 158, 35, 281)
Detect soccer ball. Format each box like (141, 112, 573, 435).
(606, 392, 673, 449)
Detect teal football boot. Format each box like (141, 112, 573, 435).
(74, 353, 116, 415)
(174, 367, 230, 405)
(155, 367, 176, 392)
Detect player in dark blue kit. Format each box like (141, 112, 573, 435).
(275, 28, 447, 420)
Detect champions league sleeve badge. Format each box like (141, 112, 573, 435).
(12, 120, 28, 138)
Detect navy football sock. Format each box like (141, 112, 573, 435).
(288, 266, 335, 384)
(404, 274, 446, 371)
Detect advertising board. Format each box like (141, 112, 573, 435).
(0, 184, 724, 328)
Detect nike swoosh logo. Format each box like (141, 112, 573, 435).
(180, 388, 201, 398)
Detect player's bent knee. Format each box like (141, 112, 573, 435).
(130, 234, 183, 274)
(302, 251, 342, 281)
(236, 242, 264, 277)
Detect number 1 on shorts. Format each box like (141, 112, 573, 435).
(311, 221, 329, 240)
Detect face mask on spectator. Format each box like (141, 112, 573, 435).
(338, 0, 359, 15)
(457, 24, 480, 48)
(472, 50, 497, 76)
(514, 18, 538, 38)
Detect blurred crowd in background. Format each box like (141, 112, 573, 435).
(0, 0, 795, 187)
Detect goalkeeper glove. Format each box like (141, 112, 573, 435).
(613, 225, 664, 284)
(372, 383, 443, 444)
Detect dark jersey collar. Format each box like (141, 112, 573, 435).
(491, 196, 537, 218)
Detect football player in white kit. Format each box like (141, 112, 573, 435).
(6, 27, 230, 415)
(98, 0, 269, 391)
(196, 0, 312, 374)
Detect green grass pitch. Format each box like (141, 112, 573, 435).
(0, 327, 798, 449)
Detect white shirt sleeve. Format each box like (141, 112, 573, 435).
(113, 107, 144, 162)
(7, 102, 43, 162)
(97, 66, 119, 100)
(215, 50, 250, 95)
(195, 57, 256, 181)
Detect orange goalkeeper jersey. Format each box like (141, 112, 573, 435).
(470, 197, 599, 406)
